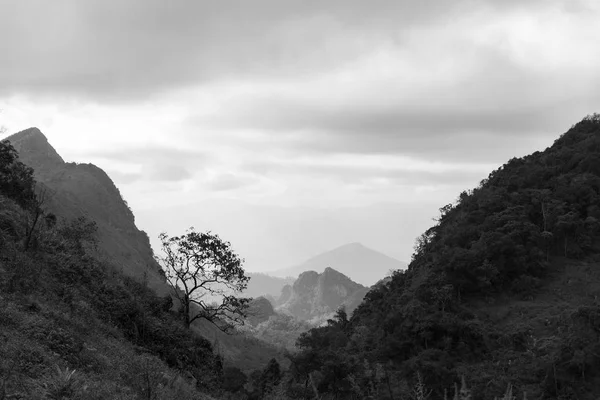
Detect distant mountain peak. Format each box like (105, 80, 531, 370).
(5, 127, 65, 170)
(327, 242, 366, 252)
(7, 126, 44, 138)
(6, 127, 51, 147)
(268, 242, 407, 286)
(322, 266, 345, 277)
(342, 242, 364, 247)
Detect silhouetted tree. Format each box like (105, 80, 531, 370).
(156, 228, 251, 332)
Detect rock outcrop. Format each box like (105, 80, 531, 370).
(277, 267, 368, 322)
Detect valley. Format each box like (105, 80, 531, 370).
(4, 116, 600, 399)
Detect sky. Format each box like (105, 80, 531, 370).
(1, 0, 599, 271)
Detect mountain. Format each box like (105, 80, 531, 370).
(287, 114, 600, 399)
(276, 284, 293, 306)
(267, 242, 407, 286)
(245, 296, 276, 326)
(277, 267, 369, 323)
(1, 131, 224, 398)
(3, 128, 285, 374)
(244, 272, 296, 300)
(5, 128, 168, 294)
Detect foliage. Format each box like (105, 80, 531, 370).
(246, 358, 283, 400)
(157, 228, 252, 332)
(0, 139, 36, 209)
(0, 191, 223, 398)
(281, 115, 600, 399)
(222, 366, 247, 394)
(250, 313, 314, 350)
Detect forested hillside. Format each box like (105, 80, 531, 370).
(5, 115, 600, 399)
(0, 137, 287, 399)
(6, 128, 167, 294)
(2, 128, 288, 377)
(0, 139, 221, 399)
(283, 115, 600, 399)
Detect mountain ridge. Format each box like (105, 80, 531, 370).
(5, 128, 168, 293)
(244, 272, 296, 300)
(4, 127, 287, 374)
(267, 242, 406, 286)
(277, 266, 369, 323)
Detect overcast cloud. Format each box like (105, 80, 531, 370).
(1, 0, 599, 268)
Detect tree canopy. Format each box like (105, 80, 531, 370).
(283, 114, 600, 399)
(0, 139, 37, 209)
(157, 228, 251, 332)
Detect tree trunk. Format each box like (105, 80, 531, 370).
(24, 208, 42, 251)
(384, 366, 394, 400)
(542, 201, 547, 232)
(303, 377, 309, 400)
(184, 301, 191, 329)
(309, 372, 320, 400)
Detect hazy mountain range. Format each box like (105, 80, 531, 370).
(276, 267, 369, 324)
(267, 242, 407, 286)
(243, 273, 296, 300)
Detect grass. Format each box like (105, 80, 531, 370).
(0, 196, 222, 399)
(0, 289, 214, 400)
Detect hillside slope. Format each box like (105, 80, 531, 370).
(268, 242, 406, 286)
(5, 128, 167, 294)
(3, 129, 284, 375)
(0, 150, 220, 400)
(288, 114, 600, 400)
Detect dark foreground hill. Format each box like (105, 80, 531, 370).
(268, 242, 407, 286)
(0, 140, 220, 398)
(282, 115, 600, 400)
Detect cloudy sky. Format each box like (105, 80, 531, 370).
(1, 0, 599, 271)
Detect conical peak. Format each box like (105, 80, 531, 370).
(5, 127, 47, 143)
(4, 127, 65, 167)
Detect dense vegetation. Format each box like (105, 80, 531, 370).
(5, 114, 600, 399)
(0, 140, 223, 399)
(242, 312, 313, 351)
(275, 114, 600, 399)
